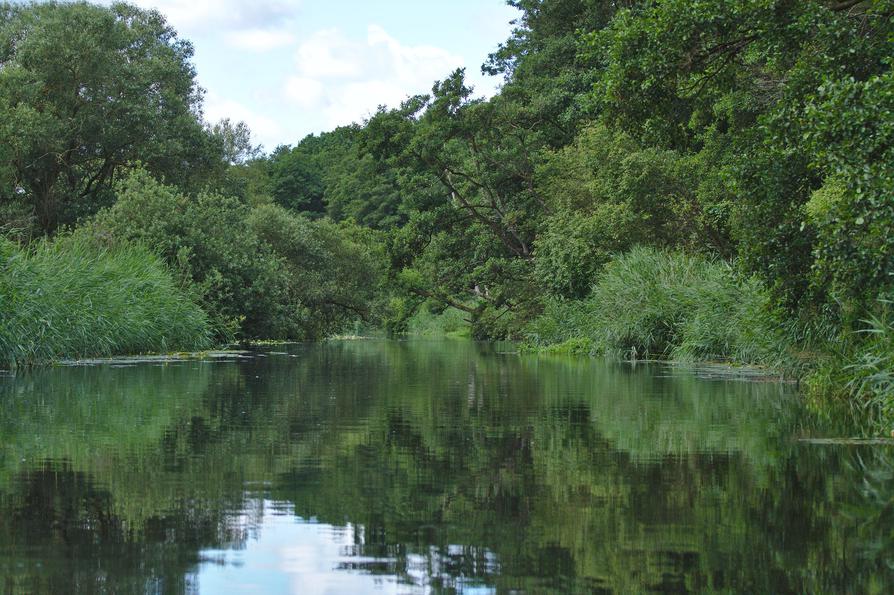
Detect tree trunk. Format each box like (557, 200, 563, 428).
(34, 176, 60, 234)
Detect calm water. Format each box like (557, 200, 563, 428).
(0, 339, 892, 593)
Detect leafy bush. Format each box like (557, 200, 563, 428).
(405, 303, 471, 338)
(90, 169, 292, 339)
(802, 69, 894, 320)
(534, 126, 709, 298)
(535, 203, 636, 299)
(90, 170, 386, 340)
(0, 234, 210, 368)
(247, 204, 387, 338)
(523, 297, 601, 353)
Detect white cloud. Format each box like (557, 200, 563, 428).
(284, 76, 325, 109)
(88, 1, 516, 147)
(118, 0, 301, 34)
(295, 29, 363, 79)
(226, 29, 296, 52)
(285, 24, 465, 128)
(324, 80, 407, 126)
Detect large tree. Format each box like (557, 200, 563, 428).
(587, 0, 894, 318)
(0, 1, 212, 233)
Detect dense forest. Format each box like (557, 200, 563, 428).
(1, 1, 893, 432)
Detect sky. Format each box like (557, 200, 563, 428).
(93, 0, 522, 150)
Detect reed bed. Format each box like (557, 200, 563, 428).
(0, 235, 211, 368)
(525, 247, 790, 367)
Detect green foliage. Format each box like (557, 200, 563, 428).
(247, 203, 388, 338)
(325, 149, 406, 229)
(534, 203, 633, 298)
(405, 303, 471, 338)
(356, 71, 552, 338)
(209, 118, 262, 165)
(265, 126, 408, 228)
(522, 296, 599, 353)
(526, 247, 788, 366)
(584, 0, 894, 319)
(90, 169, 386, 341)
(0, 1, 216, 233)
(268, 140, 326, 215)
(802, 69, 894, 316)
(534, 126, 713, 297)
(0, 233, 210, 368)
(90, 169, 288, 339)
(811, 302, 894, 435)
(215, 156, 273, 207)
(483, 0, 624, 145)
(0, 197, 34, 243)
(1, 0, 892, 439)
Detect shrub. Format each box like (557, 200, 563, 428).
(0, 234, 210, 368)
(533, 126, 710, 298)
(90, 170, 386, 341)
(405, 303, 471, 338)
(247, 204, 387, 338)
(90, 170, 303, 339)
(523, 297, 600, 352)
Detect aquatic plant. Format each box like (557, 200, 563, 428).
(524, 247, 789, 367)
(0, 234, 211, 368)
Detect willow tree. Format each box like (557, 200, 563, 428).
(0, 1, 212, 233)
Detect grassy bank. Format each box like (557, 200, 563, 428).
(0, 235, 211, 368)
(524, 248, 791, 365)
(523, 248, 894, 434)
(406, 304, 472, 338)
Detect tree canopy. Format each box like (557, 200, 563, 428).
(0, 1, 214, 232)
(2, 0, 894, 373)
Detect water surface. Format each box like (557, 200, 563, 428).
(0, 340, 892, 593)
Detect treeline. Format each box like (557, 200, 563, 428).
(250, 0, 893, 429)
(1, 1, 893, 429)
(0, 1, 387, 366)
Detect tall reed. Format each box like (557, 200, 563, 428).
(0, 235, 211, 368)
(842, 303, 894, 431)
(525, 247, 791, 367)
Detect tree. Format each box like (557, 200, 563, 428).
(268, 138, 326, 215)
(0, 1, 212, 233)
(585, 0, 894, 316)
(358, 72, 548, 337)
(210, 118, 262, 166)
(90, 169, 387, 341)
(534, 125, 702, 298)
(801, 68, 894, 316)
(484, 0, 637, 147)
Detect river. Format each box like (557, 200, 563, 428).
(0, 339, 891, 593)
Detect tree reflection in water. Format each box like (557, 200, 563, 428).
(0, 340, 891, 593)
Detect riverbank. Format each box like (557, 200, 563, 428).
(4, 239, 890, 434)
(0, 235, 211, 369)
(517, 249, 893, 435)
(521, 337, 890, 435)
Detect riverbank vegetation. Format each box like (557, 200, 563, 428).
(0, 234, 210, 367)
(1, 1, 893, 431)
(523, 248, 791, 367)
